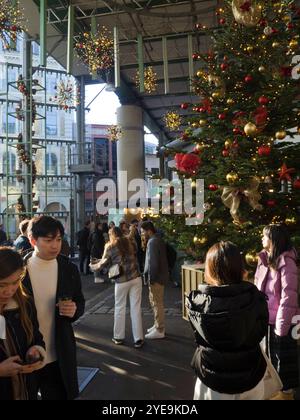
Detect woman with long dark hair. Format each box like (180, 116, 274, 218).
(255, 224, 300, 400)
(90, 227, 144, 348)
(187, 241, 269, 400)
(0, 247, 45, 400)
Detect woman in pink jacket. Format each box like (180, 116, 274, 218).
(255, 224, 299, 400)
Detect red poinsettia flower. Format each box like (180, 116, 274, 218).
(175, 153, 202, 175)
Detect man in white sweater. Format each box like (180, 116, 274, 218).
(24, 216, 85, 400)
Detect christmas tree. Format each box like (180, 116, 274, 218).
(156, 0, 300, 266)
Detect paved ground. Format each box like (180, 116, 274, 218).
(75, 275, 196, 400)
(75, 274, 300, 400)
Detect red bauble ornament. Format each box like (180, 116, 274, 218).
(11, 25, 18, 32)
(220, 63, 228, 71)
(287, 23, 294, 30)
(244, 74, 253, 83)
(218, 113, 226, 120)
(192, 53, 200, 60)
(293, 179, 300, 190)
(222, 150, 230, 157)
(219, 18, 226, 25)
(199, 107, 206, 113)
(209, 184, 218, 191)
(258, 145, 271, 156)
(258, 96, 269, 105)
(181, 103, 189, 110)
(233, 128, 242, 135)
(267, 200, 276, 207)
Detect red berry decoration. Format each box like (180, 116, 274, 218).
(220, 63, 228, 71)
(222, 150, 230, 157)
(218, 113, 226, 120)
(181, 103, 189, 110)
(258, 96, 269, 105)
(258, 145, 271, 157)
(192, 53, 200, 60)
(267, 200, 276, 207)
(244, 74, 253, 83)
(209, 184, 218, 191)
(219, 18, 226, 25)
(293, 179, 300, 190)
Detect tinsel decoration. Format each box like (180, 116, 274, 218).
(164, 111, 183, 131)
(16, 133, 37, 185)
(108, 125, 122, 142)
(50, 79, 80, 111)
(135, 66, 157, 94)
(75, 26, 114, 74)
(231, 0, 262, 27)
(0, 0, 25, 50)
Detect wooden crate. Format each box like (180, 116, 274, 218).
(182, 264, 205, 321)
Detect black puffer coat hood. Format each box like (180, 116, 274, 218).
(187, 281, 269, 395)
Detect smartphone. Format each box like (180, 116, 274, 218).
(17, 356, 43, 366)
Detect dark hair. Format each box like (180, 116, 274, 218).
(28, 216, 64, 240)
(0, 247, 33, 343)
(130, 219, 139, 225)
(205, 242, 244, 286)
(85, 220, 91, 227)
(19, 219, 30, 235)
(141, 221, 156, 233)
(263, 224, 294, 269)
(0, 246, 24, 279)
(109, 227, 134, 257)
(102, 222, 109, 234)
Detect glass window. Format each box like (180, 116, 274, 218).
(95, 138, 109, 175)
(46, 111, 57, 136)
(2, 152, 16, 174)
(46, 153, 58, 175)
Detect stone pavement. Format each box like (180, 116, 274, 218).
(74, 276, 196, 400)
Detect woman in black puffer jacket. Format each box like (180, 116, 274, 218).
(186, 241, 269, 400)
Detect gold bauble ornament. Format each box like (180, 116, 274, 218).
(226, 98, 235, 106)
(197, 70, 205, 78)
(272, 42, 280, 48)
(246, 46, 254, 53)
(289, 39, 299, 50)
(212, 91, 221, 99)
(244, 122, 258, 137)
(285, 216, 297, 226)
(225, 139, 232, 149)
(275, 131, 287, 140)
(245, 251, 259, 267)
(199, 119, 207, 127)
(258, 66, 266, 73)
(198, 236, 208, 245)
(226, 172, 239, 184)
(232, 0, 262, 27)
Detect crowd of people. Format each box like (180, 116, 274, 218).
(0, 215, 299, 400)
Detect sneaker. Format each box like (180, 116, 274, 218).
(134, 340, 144, 349)
(112, 338, 124, 345)
(147, 325, 156, 333)
(145, 329, 165, 340)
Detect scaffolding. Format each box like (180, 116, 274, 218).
(0, 36, 78, 243)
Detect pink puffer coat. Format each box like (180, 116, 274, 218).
(255, 249, 300, 337)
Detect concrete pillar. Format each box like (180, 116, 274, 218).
(117, 105, 145, 204)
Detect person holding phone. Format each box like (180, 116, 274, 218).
(0, 247, 46, 400)
(24, 216, 85, 400)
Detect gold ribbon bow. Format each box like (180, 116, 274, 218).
(221, 177, 263, 224)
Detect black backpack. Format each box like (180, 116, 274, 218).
(165, 242, 177, 272)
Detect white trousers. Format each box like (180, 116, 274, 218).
(114, 277, 144, 342)
(193, 377, 265, 401)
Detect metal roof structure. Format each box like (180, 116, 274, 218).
(20, 0, 220, 143)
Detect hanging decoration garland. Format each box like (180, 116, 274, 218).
(16, 133, 37, 185)
(75, 26, 114, 74)
(135, 66, 158, 94)
(231, 0, 262, 27)
(108, 125, 122, 142)
(0, 0, 25, 50)
(50, 79, 80, 111)
(164, 111, 183, 131)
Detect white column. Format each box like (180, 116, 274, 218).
(117, 105, 145, 203)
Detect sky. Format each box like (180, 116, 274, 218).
(85, 84, 158, 145)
